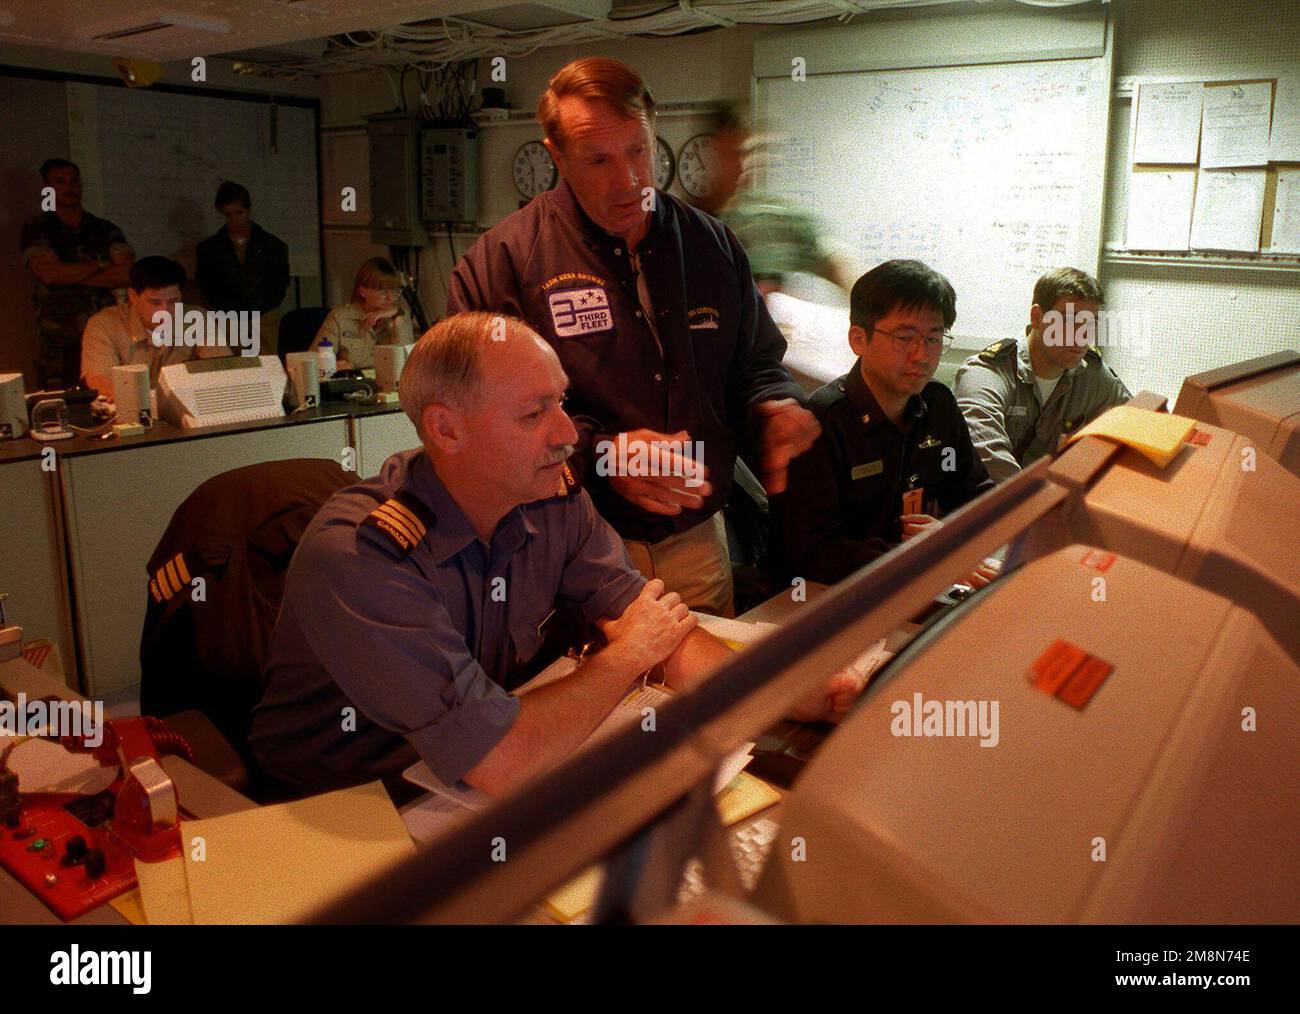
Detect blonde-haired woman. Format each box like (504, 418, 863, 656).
(312, 257, 415, 370)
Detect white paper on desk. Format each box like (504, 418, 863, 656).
(6, 737, 118, 795)
(1200, 82, 1272, 168)
(1126, 170, 1196, 250)
(401, 761, 492, 808)
(692, 612, 780, 647)
(400, 792, 478, 847)
(1268, 168, 1300, 253)
(1132, 81, 1203, 164)
(1269, 75, 1300, 162)
(1190, 169, 1266, 251)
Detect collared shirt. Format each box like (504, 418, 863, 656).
(79, 303, 200, 386)
(447, 180, 804, 544)
(194, 222, 290, 313)
(780, 362, 993, 585)
(19, 210, 132, 316)
(954, 337, 1132, 483)
(310, 302, 415, 370)
(249, 448, 645, 796)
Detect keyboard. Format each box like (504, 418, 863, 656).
(677, 817, 780, 902)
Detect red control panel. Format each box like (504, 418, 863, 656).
(0, 716, 189, 921)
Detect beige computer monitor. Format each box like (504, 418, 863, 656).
(755, 543, 1299, 923)
(1046, 418, 1300, 661)
(1174, 351, 1300, 477)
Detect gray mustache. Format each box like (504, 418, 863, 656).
(539, 445, 575, 467)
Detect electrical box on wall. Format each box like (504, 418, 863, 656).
(421, 127, 479, 225)
(366, 113, 425, 246)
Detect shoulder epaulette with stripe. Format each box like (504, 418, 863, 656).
(149, 551, 198, 604)
(554, 461, 580, 498)
(361, 491, 436, 556)
(978, 338, 1017, 363)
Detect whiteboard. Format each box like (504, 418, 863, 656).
(756, 59, 1106, 346)
(66, 82, 320, 278)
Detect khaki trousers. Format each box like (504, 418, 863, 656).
(622, 511, 734, 618)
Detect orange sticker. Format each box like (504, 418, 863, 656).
(1057, 656, 1115, 709)
(901, 487, 924, 515)
(1029, 638, 1113, 709)
(1186, 429, 1212, 446)
(1079, 548, 1117, 573)
(1030, 639, 1088, 696)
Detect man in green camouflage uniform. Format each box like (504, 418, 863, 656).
(954, 267, 1130, 483)
(695, 106, 852, 294)
(20, 159, 133, 388)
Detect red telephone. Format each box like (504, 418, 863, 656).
(0, 714, 191, 921)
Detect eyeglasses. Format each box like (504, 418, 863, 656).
(873, 326, 950, 355)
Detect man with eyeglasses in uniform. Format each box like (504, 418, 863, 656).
(779, 260, 996, 587)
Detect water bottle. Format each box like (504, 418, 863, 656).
(316, 338, 336, 380)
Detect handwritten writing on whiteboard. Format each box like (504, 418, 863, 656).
(758, 60, 1093, 343)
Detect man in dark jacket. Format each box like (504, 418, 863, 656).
(447, 57, 820, 615)
(781, 260, 997, 587)
(195, 181, 290, 354)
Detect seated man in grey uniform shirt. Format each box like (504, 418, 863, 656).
(251, 313, 865, 798)
(954, 267, 1131, 483)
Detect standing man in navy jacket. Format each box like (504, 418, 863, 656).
(448, 57, 819, 615)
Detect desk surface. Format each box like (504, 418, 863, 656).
(0, 398, 406, 466)
(0, 656, 257, 925)
(0, 586, 836, 925)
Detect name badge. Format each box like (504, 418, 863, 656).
(851, 460, 884, 480)
(901, 487, 924, 515)
(1009, 405, 1028, 417)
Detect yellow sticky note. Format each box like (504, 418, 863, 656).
(716, 772, 781, 827)
(543, 865, 605, 923)
(108, 887, 149, 926)
(1066, 405, 1195, 468)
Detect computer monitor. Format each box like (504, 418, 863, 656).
(755, 542, 1299, 923)
(1173, 351, 1300, 477)
(1043, 417, 1299, 661)
(157, 355, 286, 430)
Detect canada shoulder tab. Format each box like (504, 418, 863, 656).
(361, 491, 435, 557)
(552, 460, 582, 498)
(148, 549, 208, 605)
